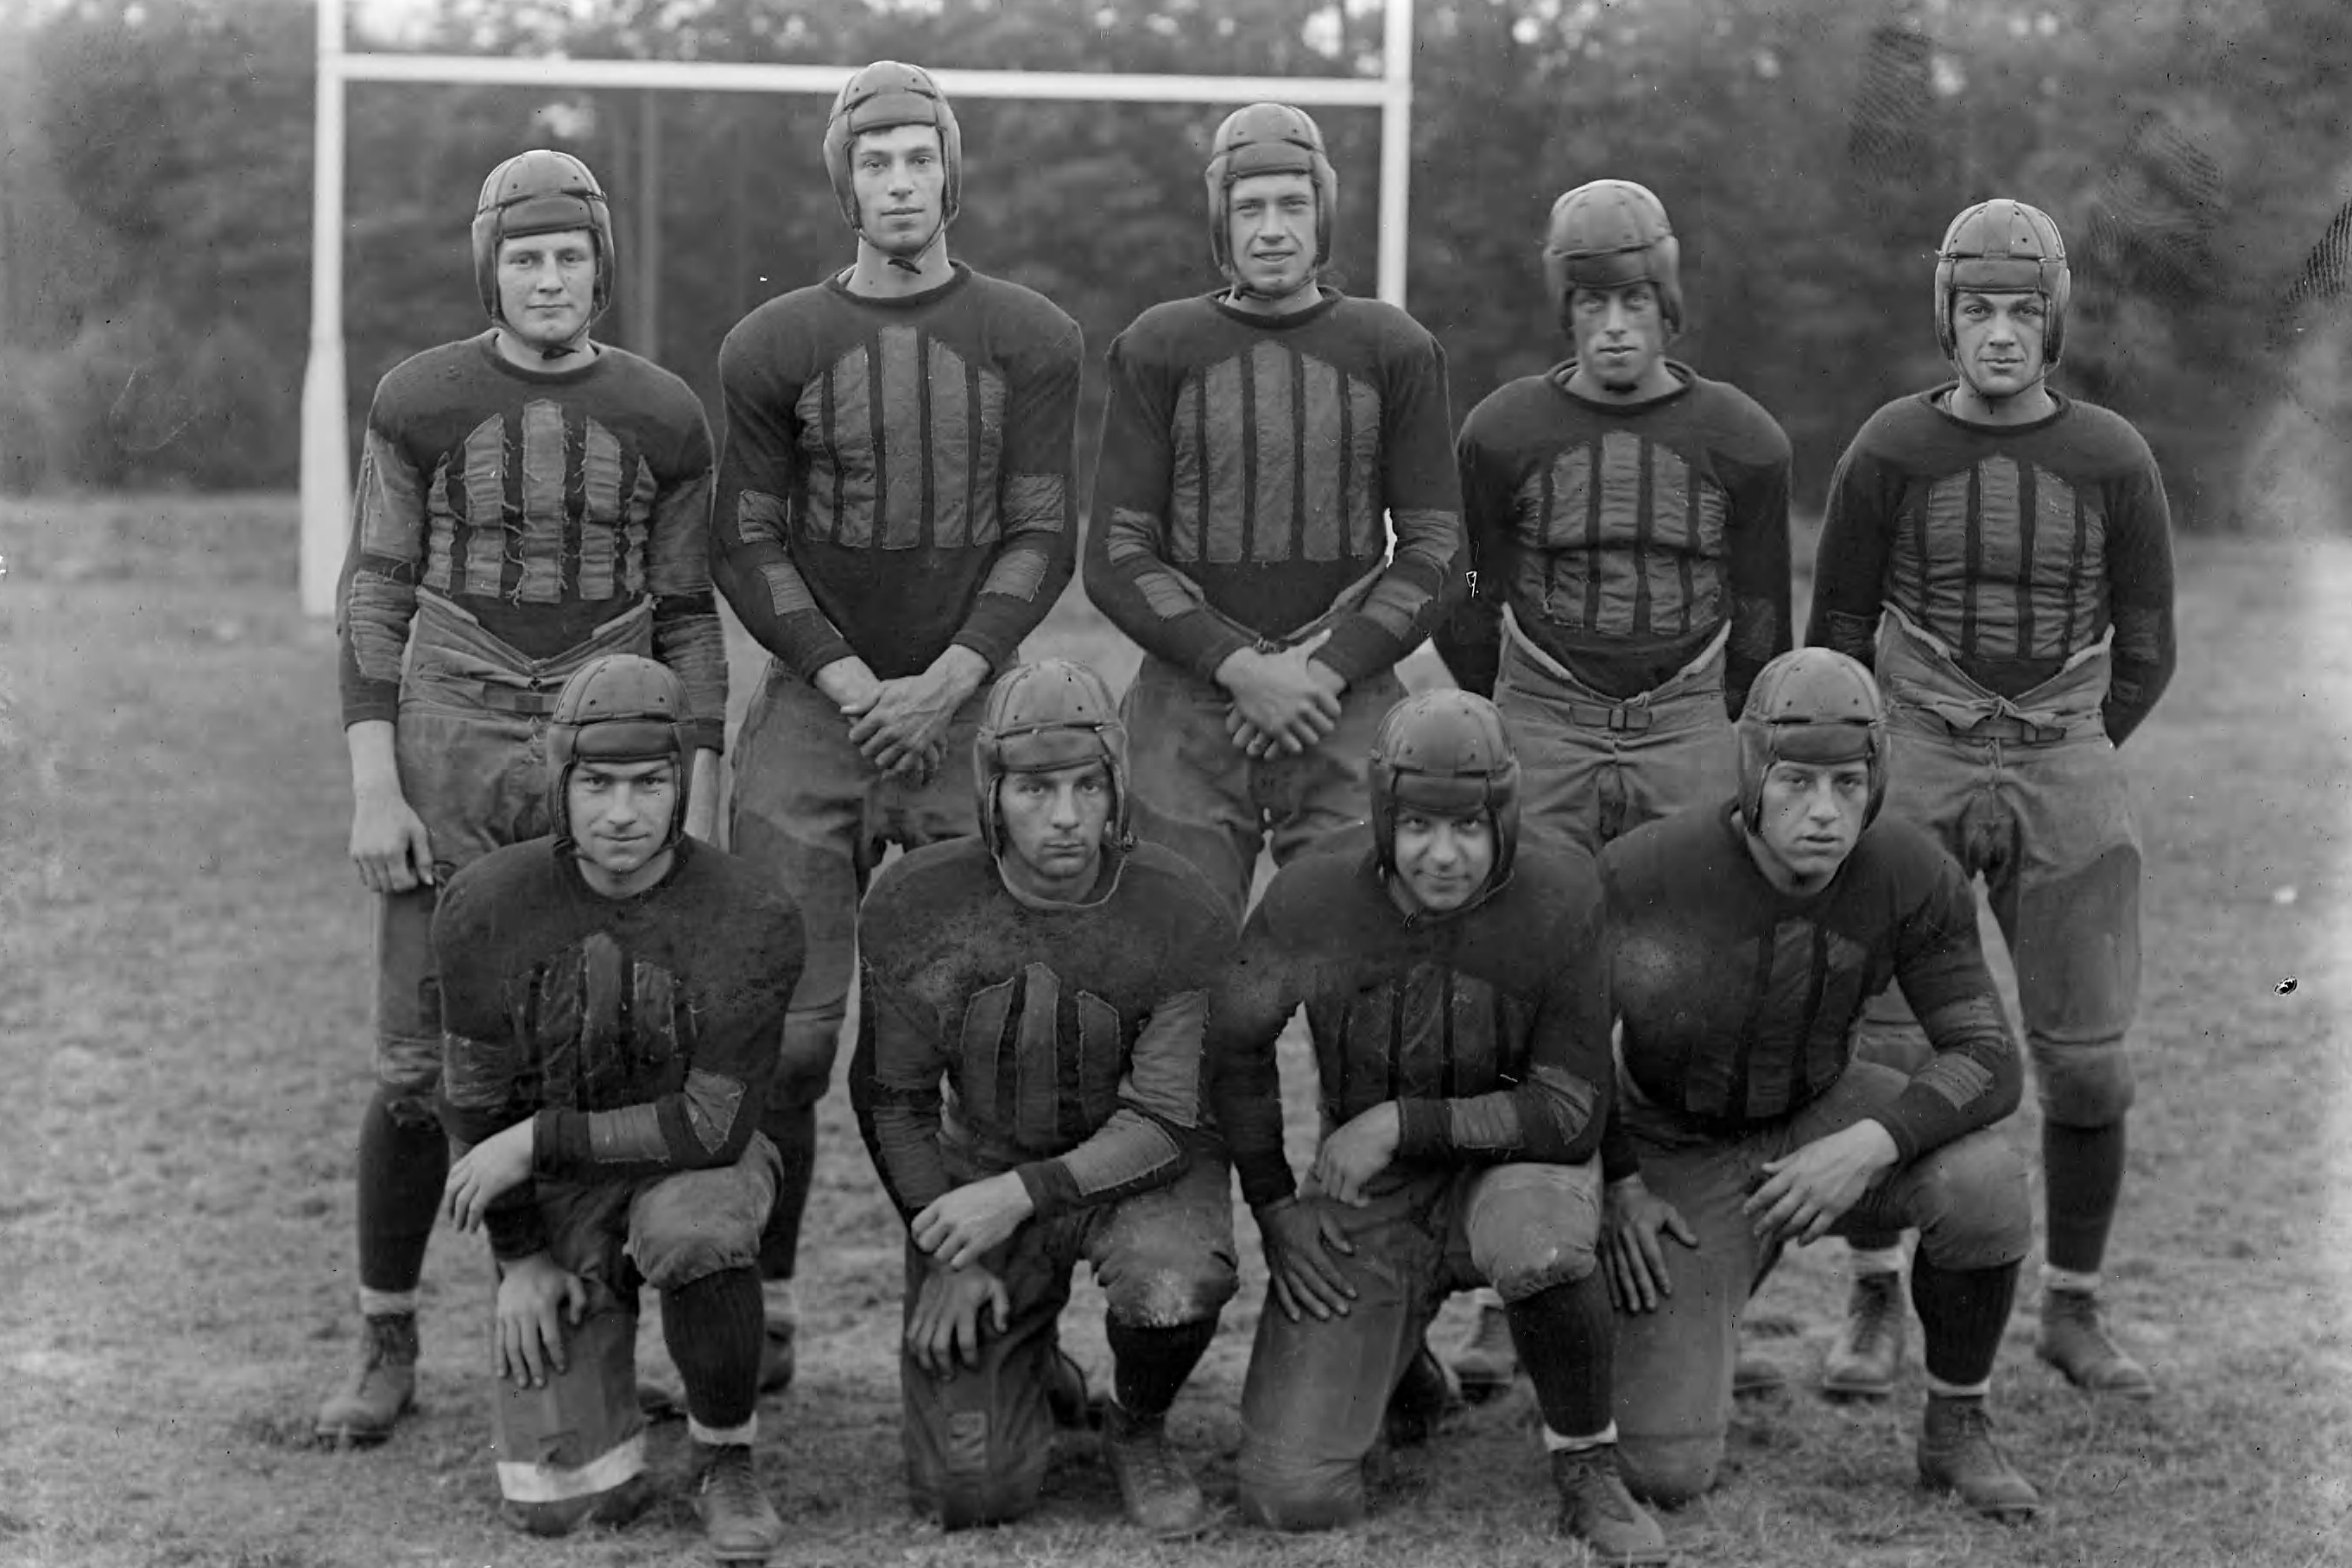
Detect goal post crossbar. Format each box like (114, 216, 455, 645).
(300, 0, 1417, 615)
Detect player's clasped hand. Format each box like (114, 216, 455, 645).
(1742, 1119, 1900, 1249)
(907, 1259, 1010, 1375)
(1219, 628, 1344, 758)
(911, 1172, 1036, 1270)
(1310, 1101, 1400, 1206)
(1601, 1172, 1697, 1313)
(443, 1120, 536, 1234)
(493, 1252, 585, 1388)
(1258, 1195, 1359, 1323)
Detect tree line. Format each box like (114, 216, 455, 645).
(3, 0, 2349, 531)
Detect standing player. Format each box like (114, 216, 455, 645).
(1084, 101, 1464, 921)
(850, 661, 1238, 1537)
(320, 150, 726, 1446)
(711, 60, 1084, 1387)
(1806, 199, 2174, 1401)
(1433, 179, 1792, 1395)
(1215, 692, 1666, 1564)
(435, 656, 803, 1558)
(1600, 649, 2039, 1521)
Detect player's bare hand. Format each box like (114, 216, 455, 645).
(444, 1119, 536, 1233)
(1217, 630, 1344, 756)
(1602, 1173, 1697, 1313)
(1745, 1119, 1899, 1249)
(1312, 1102, 1400, 1206)
(912, 1173, 1035, 1271)
(1258, 1195, 1359, 1322)
(494, 1252, 585, 1388)
(350, 792, 435, 894)
(908, 1261, 1010, 1376)
(813, 654, 884, 718)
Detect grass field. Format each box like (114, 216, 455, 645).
(3, 492, 2349, 1568)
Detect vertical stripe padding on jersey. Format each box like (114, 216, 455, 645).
(1204, 357, 1249, 563)
(619, 458, 655, 596)
(1074, 991, 1124, 1138)
(1630, 433, 1659, 636)
(1959, 459, 1988, 657)
(1448, 973, 1501, 1099)
(878, 326, 926, 549)
(457, 415, 509, 597)
(933, 344, 975, 548)
(1300, 357, 1343, 561)
(1394, 964, 1448, 1102)
(1249, 343, 1298, 563)
(2046, 472, 2093, 658)
(579, 419, 625, 601)
(1915, 473, 1970, 647)
(516, 401, 570, 604)
(1968, 456, 2021, 659)
(958, 972, 1018, 1137)
(1010, 964, 1064, 1148)
(1803, 932, 1871, 1102)
(1737, 917, 1824, 1120)
(2011, 461, 2039, 660)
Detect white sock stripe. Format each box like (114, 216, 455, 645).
(495, 1432, 648, 1503)
(1925, 1376, 1992, 1400)
(1848, 1245, 1906, 1275)
(1541, 1421, 1617, 1453)
(357, 1289, 419, 1317)
(2041, 1266, 2101, 1295)
(689, 1416, 758, 1447)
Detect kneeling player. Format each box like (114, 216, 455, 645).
(1601, 649, 2038, 1521)
(434, 656, 806, 1560)
(1214, 692, 1665, 1564)
(850, 660, 1237, 1537)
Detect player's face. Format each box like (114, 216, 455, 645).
(1747, 758, 1869, 891)
(567, 756, 679, 895)
(1951, 290, 2048, 401)
(851, 123, 947, 256)
(1227, 172, 1318, 302)
(996, 759, 1113, 900)
(1390, 809, 1497, 914)
(1569, 281, 1669, 396)
(496, 229, 597, 348)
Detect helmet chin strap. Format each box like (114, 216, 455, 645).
(865, 217, 948, 276)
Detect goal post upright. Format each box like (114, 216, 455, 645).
(299, 0, 1418, 615)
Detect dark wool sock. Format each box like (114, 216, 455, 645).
(357, 1087, 450, 1294)
(663, 1267, 764, 1431)
(757, 1100, 818, 1280)
(2043, 1121, 2127, 1275)
(1912, 1256, 2020, 1388)
(1108, 1318, 1217, 1420)
(1507, 1272, 1615, 1438)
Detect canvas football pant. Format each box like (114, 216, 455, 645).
(1237, 1160, 1606, 1530)
(1120, 652, 1403, 922)
(897, 1151, 1236, 1527)
(1849, 610, 2142, 1268)
(360, 592, 654, 1307)
(1491, 612, 1735, 859)
(487, 1135, 781, 1531)
(727, 658, 986, 1281)
(1609, 1061, 2032, 1505)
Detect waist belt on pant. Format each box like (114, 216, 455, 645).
(1913, 700, 2073, 745)
(1565, 702, 1654, 733)
(447, 680, 566, 717)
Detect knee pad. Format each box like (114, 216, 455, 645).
(1236, 1457, 1366, 1533)
(1487, 1232, 1599, 1303)
(1105, 1262, 1238, 1330)
(1617, 1434, 1717, 1510)
(377, 1087, 442, 1134)
(2033, 1039, 2135, 1128)
(1911, 1139, 2033, 1269)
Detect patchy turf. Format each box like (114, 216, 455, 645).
(2, 492, 2349, 1568)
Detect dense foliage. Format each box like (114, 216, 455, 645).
(3, 0, 2349, 528)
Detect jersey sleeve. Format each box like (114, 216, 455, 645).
(644, 401, 729, 754)
(1874, 850, 2026, 1160)
(2101, 453, 2177, 746)
(950, 305, 1083, 674)
(1011, 907, 1229, 1220)
(530, 888, 804, 1185)
(431, 869, 552, 1262)
(1083, 326, 1261, 680)
(1391, 873, 1613, 1168)
(849, 949, 959, 1229)
(1311, 327, 1466, 686)
(1805, 433, 1903, 670)
(711, 317, 857, 680)
(1719, 422, 1794, 720)
(1207, 900, 1311, 1210)
(1431, 420, 1511, 699)
(337, 389, 428, 730)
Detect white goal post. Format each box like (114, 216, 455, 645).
(300, 0, 1419, 615)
